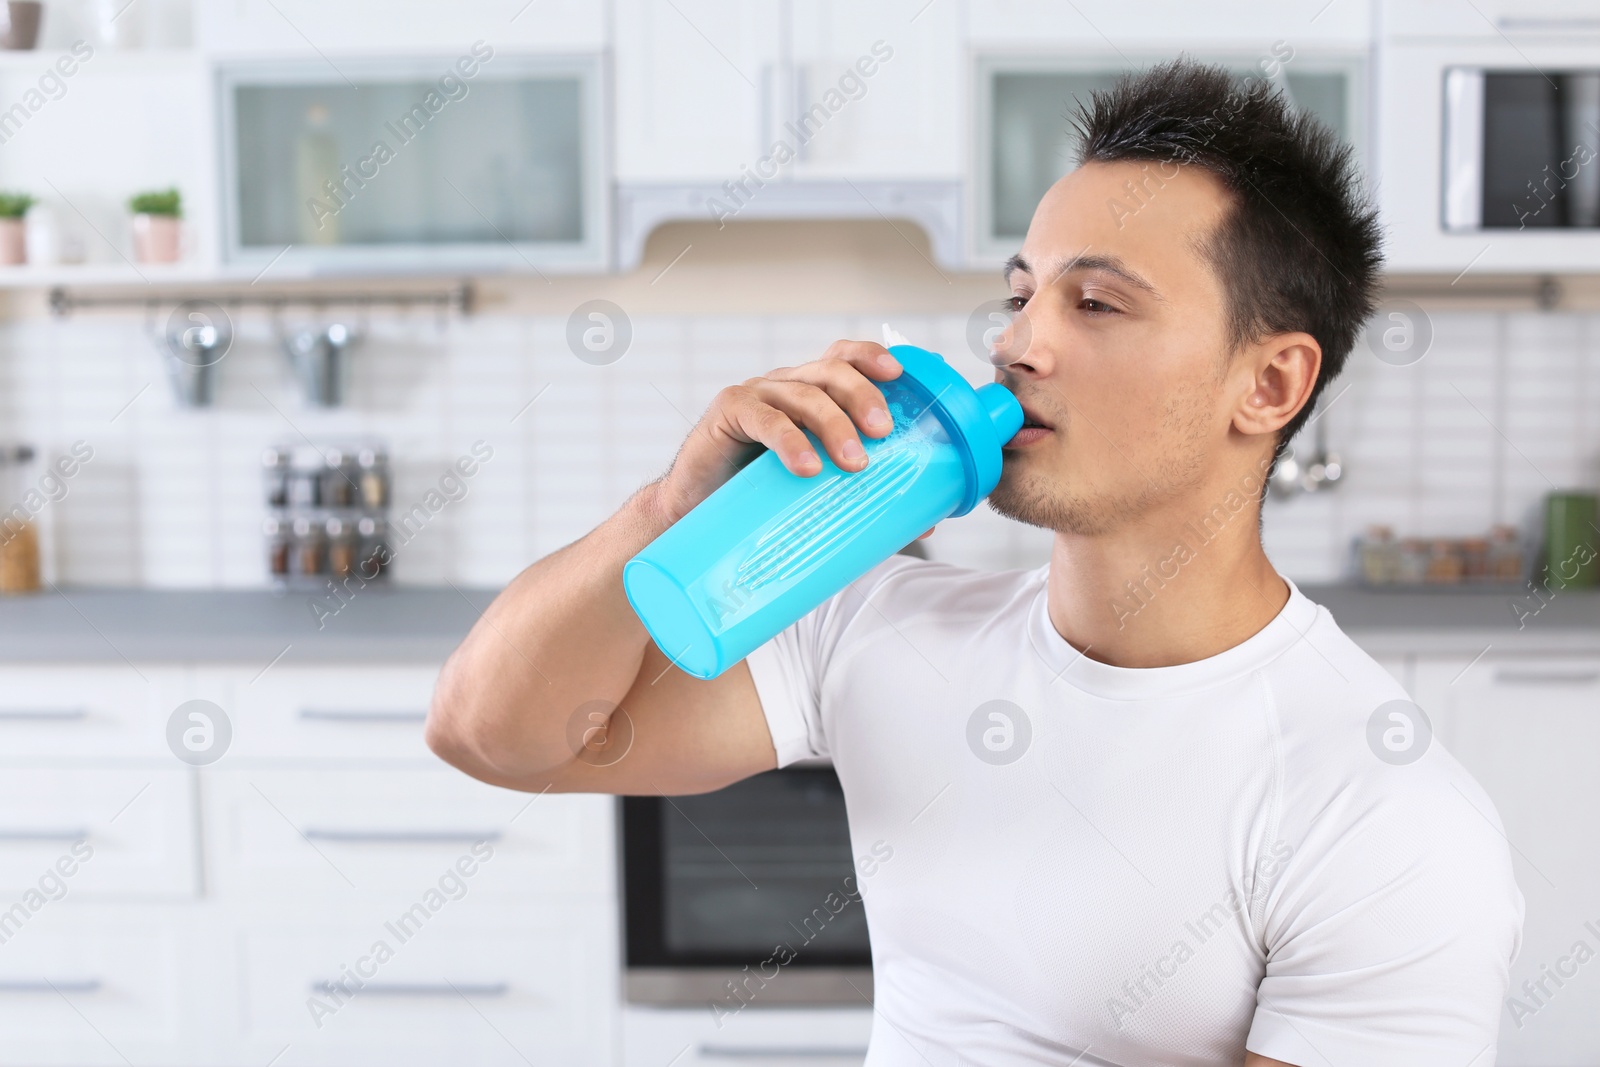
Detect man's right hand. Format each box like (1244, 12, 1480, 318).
(649, 340, 906, 526)
(426, 339, 919, 799)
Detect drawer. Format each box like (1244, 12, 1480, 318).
(0, 909, 183, 1065)
(0, 666, 176, 760)
(222, 665, 440, 761)
(209, 769, 612, 899)
(623, 1006, 873, 1067)
(239, 904, 617, 1065)
(0, 769, 196, 899)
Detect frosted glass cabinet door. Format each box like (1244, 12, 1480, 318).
(218, 55, 606, 272)
(974, 56, 1364, 260)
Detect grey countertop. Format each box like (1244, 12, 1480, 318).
(0, 582, 1594, 664)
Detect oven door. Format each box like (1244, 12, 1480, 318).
(621, 765, 872, 1006)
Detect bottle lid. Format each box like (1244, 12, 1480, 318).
(885, 345, 1024, 516)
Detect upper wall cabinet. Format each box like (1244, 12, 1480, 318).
(217, 54, 607, 274)
(195, 0, 605, 54)
(965, 0, 1374, 49)
(972, 53, 1367, 265)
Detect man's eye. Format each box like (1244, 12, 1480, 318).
(1081, 298, 1117, 315)
(1003, 295, 1028, 313)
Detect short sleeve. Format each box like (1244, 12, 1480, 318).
(743, 554, 925, 768)
(1246, 750, 1525, 1065)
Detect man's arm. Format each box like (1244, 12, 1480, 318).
(1245, 1054, 1292, 1066)
(425, 342, 905, 796)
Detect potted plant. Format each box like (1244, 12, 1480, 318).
(0, 192, 34, 265)
(129, 187, 182, 263)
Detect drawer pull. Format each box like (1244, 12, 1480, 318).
(299, 709, 428, 723)
(1493, 668, 1600, 686)
(0, 829, 90, 842)
(0, 979, 102, 994)
(0, 708, 89, 721)
(303, 829, 504, 845)
(311, 980, 509, 997)
(700, 1047, 869, 1060)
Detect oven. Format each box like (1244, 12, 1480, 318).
(620, 764, 872, 1007)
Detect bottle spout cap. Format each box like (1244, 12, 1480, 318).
(976, 382, 1024, 445)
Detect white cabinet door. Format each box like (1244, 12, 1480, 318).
(613, 0, 781, 182)
(1414, 655, 1600, 1065)
(218, 664, 439, 761)
(785, 0, 962, 180)
(196, 0, 605, 53)
(966, 0, 1373, 47)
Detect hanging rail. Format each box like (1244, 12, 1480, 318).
(47, 281, 475, 318)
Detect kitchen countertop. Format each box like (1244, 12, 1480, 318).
(0, 583, 1594, 664)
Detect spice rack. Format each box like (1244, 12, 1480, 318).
(263, 440, 392, 590)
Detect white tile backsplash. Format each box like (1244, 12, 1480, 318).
(2, 308, 1597, 588)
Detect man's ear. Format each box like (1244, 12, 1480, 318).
(1232, 332, 1321, 438)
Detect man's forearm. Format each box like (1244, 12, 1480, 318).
(426, 482, 671, 785)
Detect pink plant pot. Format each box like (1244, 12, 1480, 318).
(132, 213, 181, 263)
(0, 218, 25, 264)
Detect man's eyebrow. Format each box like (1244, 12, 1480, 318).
(1004, 251, 1163, 300)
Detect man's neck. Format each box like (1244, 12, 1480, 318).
(1045, 496, 1290, 670)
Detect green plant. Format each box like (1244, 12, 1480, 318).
(0, 192, 35, 219)
(128, 187, 182, 217)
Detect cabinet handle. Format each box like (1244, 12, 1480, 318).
(0, 979, 101, 993)
(0, 829, 90, 842)
(1493, 668, 1600, 686)
(699, 1046, 868, 1060)
(311, 980, 509, 997)
(299, 709, 427, 723)
(303, 829, 503, 844)
(0, 708, 89, 721)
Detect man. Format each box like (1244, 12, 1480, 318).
(427, 61, 1523, 1065)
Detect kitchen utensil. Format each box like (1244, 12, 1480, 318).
(1269, 404, 1342, 497)
(283, 323, 353, 407)
(623, 344, 1023, 680)
(161, 308, 232, 408)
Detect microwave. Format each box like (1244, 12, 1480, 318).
(620, 765, 872, 1008)
(1442, 67, 1600, 231)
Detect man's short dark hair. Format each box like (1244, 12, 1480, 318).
(1074, 58, 1383, 468)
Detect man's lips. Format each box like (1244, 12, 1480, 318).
(1005, 401, 1053, 448)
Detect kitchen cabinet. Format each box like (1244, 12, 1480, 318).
(966, 0, 1374, 49)
(194, 0, 606, 54)
(0, 659, 617, 1067)
(1413, 654, 1600, 1065)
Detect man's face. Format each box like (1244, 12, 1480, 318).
(987, 159, 1241, 537)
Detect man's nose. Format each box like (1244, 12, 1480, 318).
(992, 310, 1043, 376)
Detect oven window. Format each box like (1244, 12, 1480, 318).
(623, 768, 870, 968)
(1481, 71, 1600, 228)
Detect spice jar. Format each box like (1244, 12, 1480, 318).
(326, 516, 357, 579)
(288, 446, 322, 508)
(322, 447, 355, 508)
(1356, 525, 1398, 585)
(357, 446, 389, 509)
(264, 516, 290, 582)
(357, 515, 390, 579)
(292, 515, 325, 577)
(262, 446, 290, 508)
(1489, 525, 1526, 583)
(0, 444, 41, 596)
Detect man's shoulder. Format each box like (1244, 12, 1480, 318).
(835, 554, 1043, 621)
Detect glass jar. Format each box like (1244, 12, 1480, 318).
(264, 516, 290, 582)
(357, 446, 389, 509)
(322, 447, 356, 508)
(292, 515, 325, 578)
(0, 444, 40, 595)
(1356, 525, 1397, 585)
(262, 446, 290, 508)
(288, 446, 323, 508)
(326, 516, 357, 579)
(357, 515, 390, 579)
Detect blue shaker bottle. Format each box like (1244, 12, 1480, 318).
(623, 345, 1024, 679)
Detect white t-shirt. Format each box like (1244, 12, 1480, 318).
(745, 555, 1524, 1067)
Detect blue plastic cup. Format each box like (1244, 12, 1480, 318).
(624, 345, 1023, 679)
